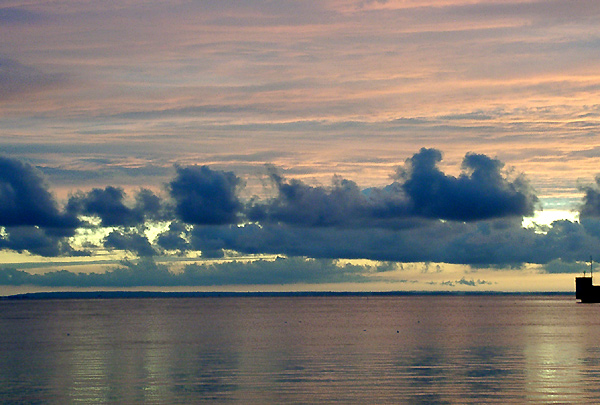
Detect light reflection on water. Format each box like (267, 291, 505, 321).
(2, 295, 600, 403)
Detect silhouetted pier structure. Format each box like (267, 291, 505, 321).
(576, 257, 600, 303)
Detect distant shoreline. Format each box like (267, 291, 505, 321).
(1, 290, 574, 300)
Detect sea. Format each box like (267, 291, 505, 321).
(2, 293, 600, 404)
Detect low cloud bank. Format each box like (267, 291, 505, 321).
(0, 257, 378, 287)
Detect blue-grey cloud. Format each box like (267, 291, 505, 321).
(135, 188, 163, 219)
(578, 176, 600, 217)
(440, 277, 492, 287)
(398, 148, 538, 221)
(0, 226, 88, 257)
(0, 257, 378, 286)
(169, 165, 243, 225)
(0, 152, 596, 267)
(156, 221, 190, 252)
(67, 186, 164, 227)
(0, 157, 87, 256)
(249, 148, 538, 227)
(186, 216, 599, 266)
(543, 258, 588, 274)
(104, 230, 155, 257)
(0, 156, 79, 231)
(248, 166, 375, 227)
(68, 186, 143, 227)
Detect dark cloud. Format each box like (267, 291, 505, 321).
(0, 152, 596, 268)
(248, 166, 373, 227)
(0, 156, 79, 230)
(185, 217, 599, 266)
(398, 148, 538, 221)
(0, 257, 378, 286)
(0, 156, 85, 257)
(249, 148, 538, 227)
(578, 176, 600, 217)
(0, 226, 88, 257)
(543, 258, 588, 274)
(68, 186, 142, 227)
(67, 187, 164, 227)
(156, 221, 190, 252)
(0, 259, 172, 287)
(177, 257, 373, 285)
(135, 188, 162, 218)
(104, 230, 155, 257)
(580, 217, 600, 240)
(169, 165, 243, 225)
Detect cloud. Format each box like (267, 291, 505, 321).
(578, 176, 600, 217)
(185, 215, 600, 266)
(0, 8, 44, 24)
(247, 166, 375, 227)
(104, 230, 155, 257)
(0, 156, 86, 257)
(67, 187, 163, 227)
(0, 152, 597, 266)
(0, 156, 79, 231)
(62, 186, 167, 258)
(169, 165, 243, 225)
(155, 221, 190, 252)
(38, 163, 172, 188)
(398, 148, 538, 221)
(179, 257, 374, 285)
(0, 259, 173, 287)
(249, 148, 538, 227)
(0, 226, 87, 257)
(440, 277, 492, 287)
(0, 58, 66, 100)
(0, 257, 380, 286)
(543, 258, 588, 274)
(68, 186, 143, 227)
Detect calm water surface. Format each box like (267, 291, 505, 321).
(2, 295, 600, 403)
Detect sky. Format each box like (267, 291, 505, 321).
(2, 0, 600, 294)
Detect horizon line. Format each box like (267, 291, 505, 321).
(1, 290, 575, 301)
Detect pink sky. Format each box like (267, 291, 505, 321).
(1, 0, 600, 291)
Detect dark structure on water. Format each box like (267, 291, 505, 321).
(576, 257, 600, 303)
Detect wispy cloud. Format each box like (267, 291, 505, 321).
(0, 58, 68, 101)
(2, 1, 600, 289)
(0, 7, 44, 24)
